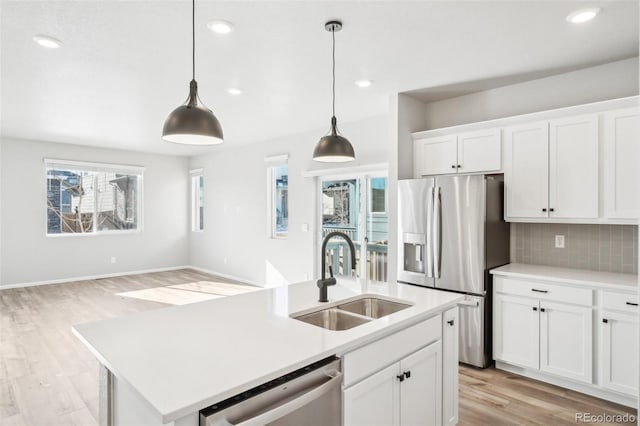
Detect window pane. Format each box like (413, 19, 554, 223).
(274, 166, 288, 237)
(46, 169, 95, 234)
(96, 173, 138, 231)
(199, 176, 204, 230)
(192, 175, 204, 232)
(370, 177, 387, 214)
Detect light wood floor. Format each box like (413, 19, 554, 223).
(1, 270, 637, 425)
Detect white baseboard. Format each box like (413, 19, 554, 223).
(186, 265, 263, 287)
(495, 361, 638, 408)
(0, 266, 190, 290)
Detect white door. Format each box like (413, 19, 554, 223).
(457, 128, 501, 174)
(600, 310, 639, 396)
(442, 307, 459, 426)
(504, 122, 549, 219)
(539, 301, 593, 383)
(603, 108, 640, 220)
(493, 294, 540, 369)
(343, 363, 400, 426)
(413, 135, 458, 176)
(548, 114, 599, 219)
(400, 342, 442, 426)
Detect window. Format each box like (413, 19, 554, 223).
(191, 170, 204, 232)
(268, 164, 288, 238)
(45, 159, 143, 235)
(369, 177, 387, 214)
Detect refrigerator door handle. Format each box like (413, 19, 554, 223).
(432, 186, 442, 278)
(425, 187, 434, 278)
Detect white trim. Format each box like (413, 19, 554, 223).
(302, 162, 389, 178)
(264, 154, 289, 164)
(189, 168, 204, 175)
(0, 266, 189, 290)
(44, 158, 145, 174)
(187, 266, 263, 287)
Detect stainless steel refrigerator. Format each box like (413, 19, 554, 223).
(397, 174, 509, 368)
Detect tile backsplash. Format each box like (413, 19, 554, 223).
(510, 223, 638, 275)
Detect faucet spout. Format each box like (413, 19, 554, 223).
(317, 231, 357, 302)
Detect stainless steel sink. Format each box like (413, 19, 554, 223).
(293, 308, 372, 331)
(337, 297, 412, 319)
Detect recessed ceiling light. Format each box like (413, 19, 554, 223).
(207, 20, 234, 34)
(355, 79, 373, 88)
(227, 88, 243, 95)
(33, 35, 62, 48)
(566, 7, 600, 24)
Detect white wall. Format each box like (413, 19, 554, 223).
(422, 57, 639, 130)
(189, 115, 389, 287)
(0, 138, 190, 286)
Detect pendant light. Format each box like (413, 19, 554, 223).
(313, 21, 355, 162)
(162, 0, 223, 145)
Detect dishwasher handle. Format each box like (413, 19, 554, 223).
(232, 371, 343, 426)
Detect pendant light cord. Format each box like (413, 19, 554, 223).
(332, 27, 336, 118)
(192, 0, 195, 81)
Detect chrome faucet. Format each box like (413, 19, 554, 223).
(318, 231, 356, 302)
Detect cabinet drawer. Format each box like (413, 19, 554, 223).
(494, 276, 592, 306)
(343, 315, 441, 387)
(601, 290, 638, 313)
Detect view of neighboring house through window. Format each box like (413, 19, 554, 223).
(191, 171, 204, 232)
(45, 160, 143, 235)
(269, 165, 288, 238)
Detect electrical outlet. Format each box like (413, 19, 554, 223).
(555, 235, 565, 249)
(110, 257, 117, 264)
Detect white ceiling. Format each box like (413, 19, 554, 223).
(1, 1, 638, 156)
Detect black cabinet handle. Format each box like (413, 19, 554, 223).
(602, 318, 609, 324)
(549, 208, 555, 212)
(456, 164, 461, 168)
(531, 289, 548, 293)
(532, 307, 538, 311)
(540, 308, 546, 312)
(451, 165, 456, 169)
(396, 374, 405, 382)
(447, 319, 455, 326)
(626, 302, 638, 307)
(404, 371, 411, 379)
(542, 208, 547, 212)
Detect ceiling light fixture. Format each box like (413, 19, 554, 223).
(33, 35, 62, 49)
(566, 7, 600, 23)
(313, 20, 355, 163)
(355, 79, 373, 88)
(163, 0, 223, 145)
(207, 20, 234, 34)
(227, 88, 243, 95)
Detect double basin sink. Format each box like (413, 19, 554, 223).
(291, 296, 412, 331)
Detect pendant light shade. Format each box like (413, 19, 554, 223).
(313, 20, 355, 162)
(162, 0, 223, 145)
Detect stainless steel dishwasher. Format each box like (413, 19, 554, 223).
(199, 356, 342, 426)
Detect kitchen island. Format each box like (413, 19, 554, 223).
(73, 278, 463, 426)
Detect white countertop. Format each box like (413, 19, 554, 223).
(491, 263, 638, 291)
(72, 279, 462, 423)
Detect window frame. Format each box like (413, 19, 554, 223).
(265, 155, 289, 239)
(44, 159, 144, 237)
(190, 169, 204, 232)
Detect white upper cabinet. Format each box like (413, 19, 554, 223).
(504, 122, 549, 219)
(548, 114, 599, 219)
(413, 129, 501, 177)
(457, 128, 502, 174)
(413, 135, 457, 176)
(603, 108, 640, 221)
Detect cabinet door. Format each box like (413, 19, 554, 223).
(493, 294, 539, 369)
(539, 301, 593, 383)
(548, 114, 599, 219)
(343, 363, 400, 426)
(603, 108, 640, 220)
(457, 128, 501, 174)
(400, 341, 442, 426)
(442, 308, 459, 426)
(504, 122, 549, 219)
(414, 135, 458, 176)
(600, 310, 639, 396)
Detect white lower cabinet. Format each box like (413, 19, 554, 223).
(344, 342, 442, 426)
(493, 293, 540, 369)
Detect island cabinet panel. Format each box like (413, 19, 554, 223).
(599, 310, 639, 396)
(400, 341, 442, 426)
(442, 307, 459, 426)
(343, 363, 400, 426)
